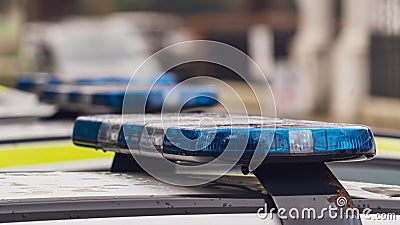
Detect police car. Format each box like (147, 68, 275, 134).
(1, 112, 399, 225)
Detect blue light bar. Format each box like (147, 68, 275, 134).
(16, 74, 60, 93)
(72, 114, 376, 163)
(16, 73, 177, 93)
(40, 85, 218, 113)
(74, 72, 177, 85)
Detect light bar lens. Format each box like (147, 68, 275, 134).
(39, 85, 218, 113)
(73, 114, 375, 163)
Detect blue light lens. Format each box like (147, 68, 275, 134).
(16, 76, 36, 92)
(16, 74, 60, 92)
(72, 119, 103, 147)
(72, 114, 376, 163)
(39, 88, 59, 102)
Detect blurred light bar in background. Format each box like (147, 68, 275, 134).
(39, 84, 218, 114)
(15, 72, 177, 94)
(12, 72, 221, 114)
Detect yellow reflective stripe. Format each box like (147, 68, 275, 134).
(375, 137, 400, 153)
(0, 85, 9, 92)
(0, 137, 397, 168)
(0, 141, 114, 168)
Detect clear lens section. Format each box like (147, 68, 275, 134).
(289, 130, 313, 154)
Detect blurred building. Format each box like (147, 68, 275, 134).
(2, 0, 400, 128)
(0, 0, 24, 85)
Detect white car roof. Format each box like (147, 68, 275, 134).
(0, 171, 399, 201)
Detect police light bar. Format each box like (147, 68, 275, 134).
(16, 72, 177, 93)
(16, 74, 60, 93)
(73, 113, 375, 164)
(40, 85, 218, 113)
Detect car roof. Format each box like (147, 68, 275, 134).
(0, 172, 266, 200)
(0, 171, 267, 223)
(0, 120, 72, 144)
(1, 171, 399, 201)
(1, 171, 399, 223)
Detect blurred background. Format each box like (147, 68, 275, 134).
(1, 0, 400, 126)
(1, 0, 400, 176)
